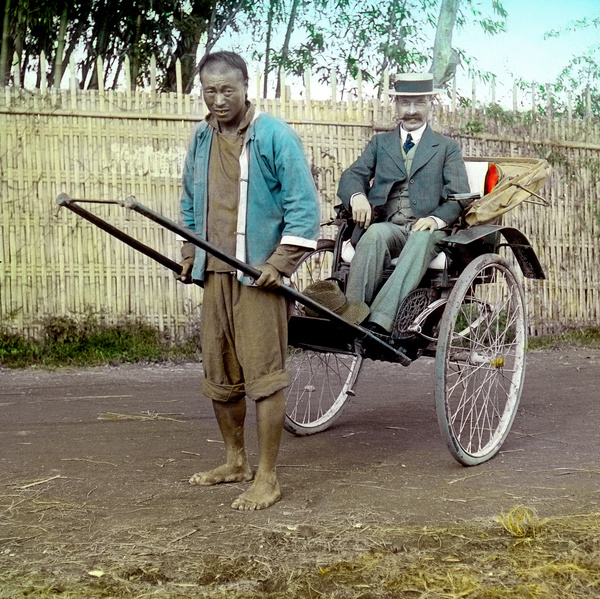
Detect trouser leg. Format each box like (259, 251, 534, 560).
(345, 222, 408, 304)
(369, 230, 445, 332)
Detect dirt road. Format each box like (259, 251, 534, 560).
(1, 346, 599, 596)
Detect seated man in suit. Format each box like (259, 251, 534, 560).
(337, 73, 471, 334)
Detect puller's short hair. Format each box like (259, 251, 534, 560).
(198, 51, 249, 84)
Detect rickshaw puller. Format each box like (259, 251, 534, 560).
(176, 51, 320, 511)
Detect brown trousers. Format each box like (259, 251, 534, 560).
(201, 273, 290, 402)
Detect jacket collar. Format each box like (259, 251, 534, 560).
(381, 124, 408, 175)
(410, 124, 439, 175)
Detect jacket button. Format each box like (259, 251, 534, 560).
(409, 179, 415, 184)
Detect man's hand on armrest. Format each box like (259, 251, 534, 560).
(350, 193, 372, 229)
(412, 217, 440, 232)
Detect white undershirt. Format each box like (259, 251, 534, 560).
(400, 122, 427, 145)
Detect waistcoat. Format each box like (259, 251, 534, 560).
(384, 143, 417, 225)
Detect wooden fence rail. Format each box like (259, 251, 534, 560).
(1, 84, 599, 340)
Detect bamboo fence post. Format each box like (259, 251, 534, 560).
(452, 75, 457, 112)
(585, 85, 592, 119)
(331, 72, 337, 103)
(40, 51, 48, 93)
(279, 69, 286, 104)
(12, 51, 20, 87)
(124, 54, 132, 96)
(254, 69, 261, 110)
(176, 58, 183, 114)
(304, 68, 312, 120)
(97, 56, 105, 111)
(69, 54, 77, 109)
(150, 54, 157, 93)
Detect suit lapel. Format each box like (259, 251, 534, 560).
(380, 125, 406, 177)
(410, 125, 439, 176)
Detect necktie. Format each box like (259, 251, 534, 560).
(403, 133, 414, 154)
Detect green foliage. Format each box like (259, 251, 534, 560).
(1, 0, 509, 98)
(544, 16, 600, 39)
(459, 118, 485, 135)
(484, 102, 517, 125)
(0, 0, 254, 91)
(527, 328, 600, 351)
(0, 314, 200, 369)
(0, 328, 37, 366)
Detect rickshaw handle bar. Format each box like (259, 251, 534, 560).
(56, 194, 185, 277)
(56, 194, 410, 364)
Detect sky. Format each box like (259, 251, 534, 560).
(453, 0, 599, 105)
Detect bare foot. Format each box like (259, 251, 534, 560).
(231, 475, 281, 511)
(189, 464, 253, 486)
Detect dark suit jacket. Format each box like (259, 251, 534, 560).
(337, 124, 470, 225)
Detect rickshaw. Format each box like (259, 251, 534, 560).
(57, 154, 550, 467)
(284, 156, 550, 465)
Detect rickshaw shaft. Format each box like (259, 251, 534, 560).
(56, 194, 410, 365)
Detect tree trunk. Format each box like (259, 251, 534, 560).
(431, 0, 459, 87)
(0, 0, 11, 86)
(262, 0, 276, 98)
(128, 13, 142, 90)
(275, 0, 300, 98)
(51, 5, 68, 87)
(62, 18, 88, 89)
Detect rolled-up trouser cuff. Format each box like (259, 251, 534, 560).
(245, 368, 290, 401)
(203, 368, 290, 403)
(201, 379, 246, 403)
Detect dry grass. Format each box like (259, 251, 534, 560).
(497, 505, 543, 538)
(97, 411, 185, 422)
(2, 492, 600, 599)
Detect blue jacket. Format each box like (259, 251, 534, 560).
(180, 110, 320, 284)
(337, 124, 470, 224)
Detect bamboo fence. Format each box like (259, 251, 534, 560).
(1, 65, 599, 339)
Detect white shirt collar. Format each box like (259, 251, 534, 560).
(400, 122, 427, 144)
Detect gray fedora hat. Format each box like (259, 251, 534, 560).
(389, 73, 443, 96)
(302, 280, 369, 326)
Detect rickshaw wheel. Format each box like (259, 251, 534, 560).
(284, 243, 363, 435)
(435, 253, 526, 466)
